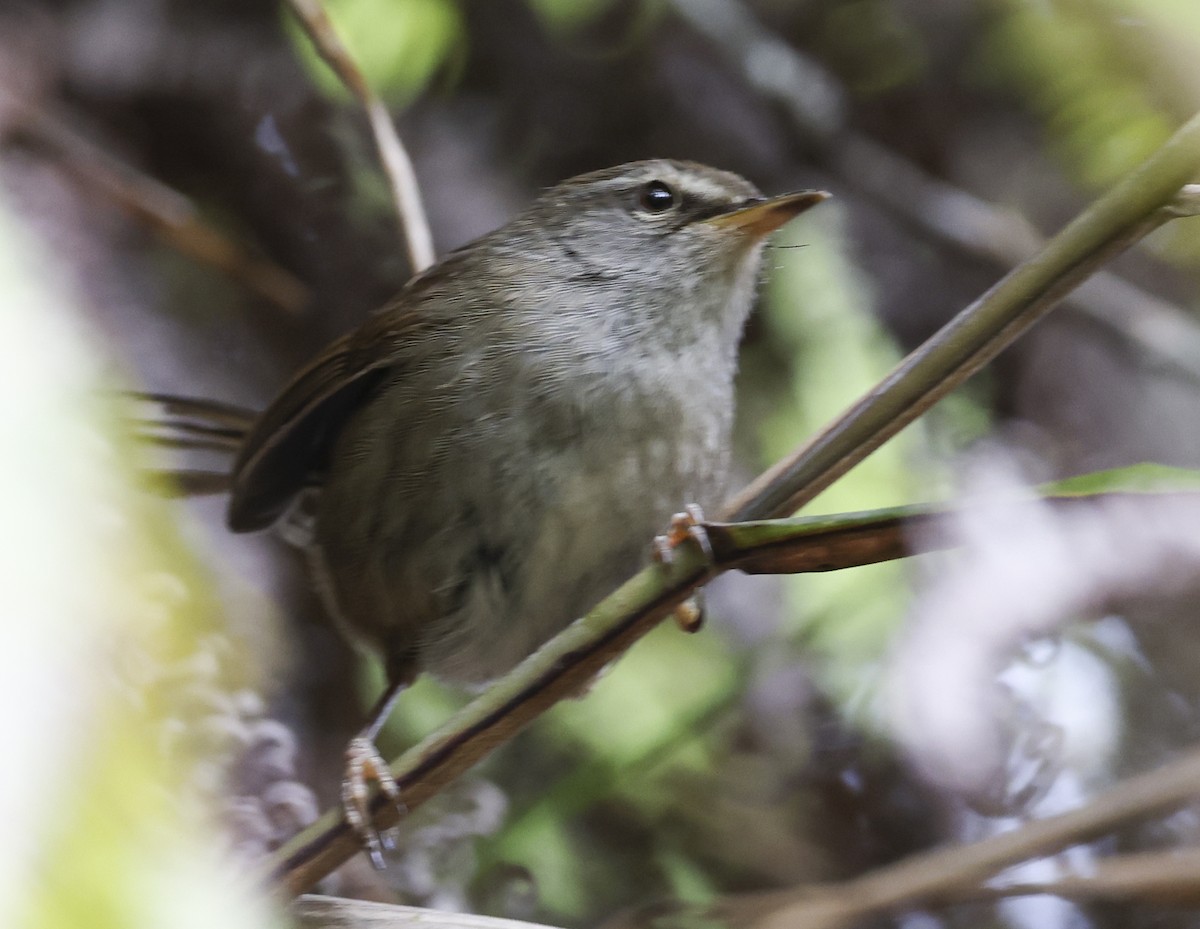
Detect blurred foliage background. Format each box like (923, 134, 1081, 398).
(6, 1, 1200, 927)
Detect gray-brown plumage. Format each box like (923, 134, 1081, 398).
(231, 160, 823, 684)
(145, 160, 826, 862)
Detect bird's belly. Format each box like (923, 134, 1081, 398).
(417, 403, 726, 683)
(317, 369, 730, 686)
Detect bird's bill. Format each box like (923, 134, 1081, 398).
(704, 189, 830, 236)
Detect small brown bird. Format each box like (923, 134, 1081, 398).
(144, 160, 827, 864)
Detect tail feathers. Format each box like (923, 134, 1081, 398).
(132, 392, 256, 450)
(126, 392, 257, 498)
(132, 423, 243, 454)
(140, 468, 233, 497)
(138, 392, 258, 427)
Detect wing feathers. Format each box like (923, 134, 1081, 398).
(226, 249, 470, 532)
(228, 322, 403, 531)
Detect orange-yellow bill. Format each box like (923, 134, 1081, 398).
(704, 189, 830, 236)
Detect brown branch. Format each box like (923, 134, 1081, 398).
(1, 102, 309, 314)
(284, 0, 435, 274)
(706, 490, 1200, 575)
(271, 543, 717, 895)
(673, 747, 1200, 929)
(938, 848, 1200, 908)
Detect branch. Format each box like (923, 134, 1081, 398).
(270, 535, 718, 894)
(678, 746, 1200, 929)
(266, 102, 1200, 891)
(722, 123, 1200, 521)
(840, 137, 1200, 385)
(1, 102, 309, 314)
(284, 0, 435, 274)
(267, 490, 1200, 894)
(667, 0, 1200, 386)
(938, 848, 1200, 907)
(707, 489, 1200, 575)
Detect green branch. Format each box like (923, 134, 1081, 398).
(269, 109, 1200, 894)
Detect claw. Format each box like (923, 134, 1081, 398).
(653, 505, 714, 565)
(342, 735, 406, 870)
(684, 504, 714, 562)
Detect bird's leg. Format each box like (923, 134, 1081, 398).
(652, 504, 713, 633)
(342, 680, 407, 869)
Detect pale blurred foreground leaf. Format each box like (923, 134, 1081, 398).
(0, 197, 282, 929)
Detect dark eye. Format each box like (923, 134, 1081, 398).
(639, 180, 676, 213)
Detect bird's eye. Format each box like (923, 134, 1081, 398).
(638, 180, 676, 213)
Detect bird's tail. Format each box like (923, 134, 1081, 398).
(127, 392, 258, 497)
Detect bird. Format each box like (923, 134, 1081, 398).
(137, 159, 828, 865)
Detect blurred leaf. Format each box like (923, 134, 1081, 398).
(1111, 0, 1200, 111)
(0, 198, 280, 929)
(286, 0, 464, 104)
(758, 206, 920, 706)
(815, 0, 927, 96)
(485, 797, 585, 917)
(481, 620, 737, 919)
(1041, 462, 1200, 495)
(543, 623, 737, 768)
(526, 0, 617, 33)
(978, 0, 1174, 189)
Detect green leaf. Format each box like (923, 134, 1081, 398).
(286, 0, 464, 105)
(1040, 462, 1200, 496)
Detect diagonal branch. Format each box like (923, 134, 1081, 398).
(937, 847, 1200, 908)
(265, 93, 1200, 897)
(267, 482, 1200, 895)
(678, 745, 1200, 929)
(1, 102, 310, 314)
(723, 148, 1200, 521)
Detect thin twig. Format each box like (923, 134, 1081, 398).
(937, 848, 1200, 907)
(0, 100, 310, 314)
(271, 539, 719, 894)
(284, 0, 435, 274)
(668, 746, 1200, 929)
(707, 490, 1200, 576)
(841, 137, 1200, 384)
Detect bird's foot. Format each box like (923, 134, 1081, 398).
(342, 735, 406, 869)
(653, 504, 712, 634)
(653, 504, 713, 564)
